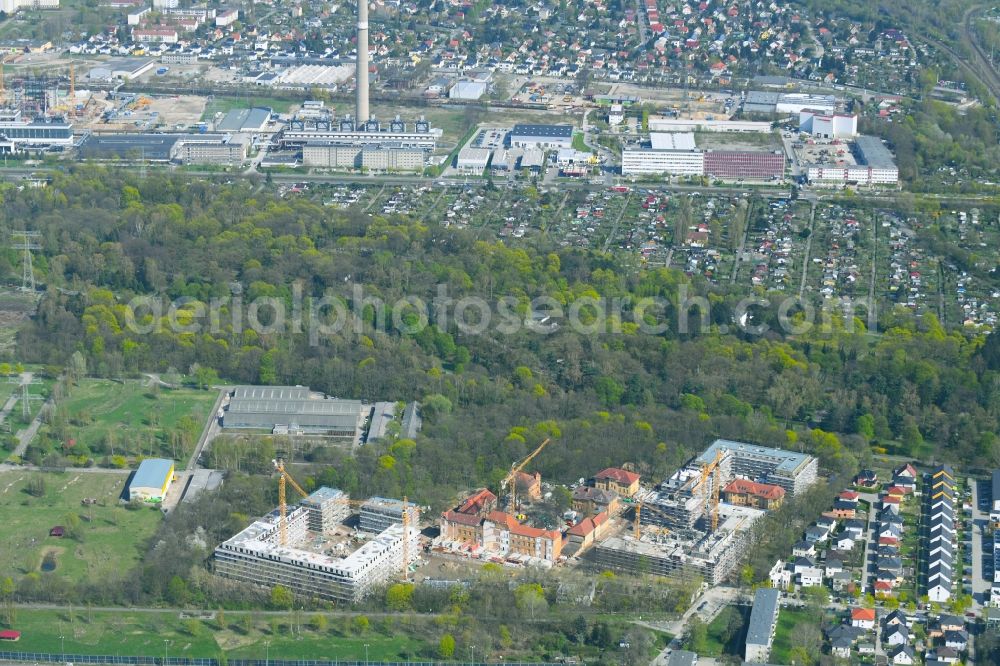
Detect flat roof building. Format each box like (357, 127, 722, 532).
(509, 124, 574, 149)
(799, 111, 857, 139)
(223, 385, 364, 438)
(128, 458, 174, 502)
(449, 80, 487, 100)
(696, 439, 818, 496)
(745, 588, 781, 662)
(360, 496, 418, 534)
(300, 486, 350, 532)
(214, 505, 418, 603)
(216, 107, 271, 133)
(667, 650, 698, 666)
(0, 113, 73, 148)
(806, 135, 898, 187)
(456, 147, 491, 172)
(596, 504, 763, 584)
(703, 151, 785, 181)
(79, 133, 183, 161)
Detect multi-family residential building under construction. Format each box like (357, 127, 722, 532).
(596, 440, 819, 585)
(213, 471, 419, 603)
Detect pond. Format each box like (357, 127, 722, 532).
(40, 553, 57, 572)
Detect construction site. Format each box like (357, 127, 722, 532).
(213, 461, 420, 603)
(595, 440, 819, 585)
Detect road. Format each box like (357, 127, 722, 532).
(186, 387, 229, 472)
(0, 372, 31, 432)
(797, 201, 816, 299)
(859, 492, 879, 592)
(650, 585, 741, 665)
(970, 476, 991, 606)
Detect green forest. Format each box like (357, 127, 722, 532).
(4, 167, 1000, 501)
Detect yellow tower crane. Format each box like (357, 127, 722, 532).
(272, 460, 417, 580)
(273, 458, 310, 546)
(499, 437, 553, 513)
(696, 448, 724, 532)
(633, 498, 670, 539)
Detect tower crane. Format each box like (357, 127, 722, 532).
(694, 448, 724, 532)
(499, 437, 552, 512)
(633, 498, 671, 539)
(273, 458, 310, 546)
(271, 460, 417, 579)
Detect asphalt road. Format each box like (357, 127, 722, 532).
(971, 476, 991, 605)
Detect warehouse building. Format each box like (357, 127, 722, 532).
(806, 135, 898, 187)
(87, 57, 157, 81)
(703, 150, 785, 181)
(799, 111, 857, 139)
(215, 107, 271, 133)
(509, 124, 574, 149)
(449, 80, 488, 100)
(214, 504, 419, 603)
(360, 497, 419, 534)
(621, 132, 704, 176)
(223, 385, 364, 438)
(455, 147, 491, 173)
(127, 458, 174, 502)
(78, 133, 183, 161)
(744, 91, 836, 115)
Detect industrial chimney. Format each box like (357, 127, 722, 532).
(356, 0, 370, 124)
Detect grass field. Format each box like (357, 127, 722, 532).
(771, 608, 819, 664)
(52, 379, 217, 461)
(6, 609, 430, 661)
(701, 605, 746, 657)
(0, 470, 162, 584)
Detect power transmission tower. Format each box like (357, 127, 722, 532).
(21, 378, 42, 421)
(11, 231, 40, 292)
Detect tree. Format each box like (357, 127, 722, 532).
(438, 633, 456, 659)
(310, 614, 327, 633)
(0, 577, 15, 627)
(166, 576, 189, 605)
(386, 583, 414, 611)
(499, 624, 513, 649)
(514, 583, 548, 619)
(216, 609, 227, 631)
(352, 615, 369, 634)
(185, 619, 203, 637)
(270, 585, 293, 610)
(685, 616, 707, 653)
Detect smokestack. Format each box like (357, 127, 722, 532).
(356, 0, 369, 124)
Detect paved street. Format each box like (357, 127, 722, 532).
(859, 491, 879, 592)
(650, 586, 741, 665)
(970, 477, 991, 605)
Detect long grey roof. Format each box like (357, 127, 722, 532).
(855, 135, 896, 169)
(697, 439, 814, 475)
(131, 458, 173, 489)
(510, 123, 574, 138)
(746, 588, 780, 647)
